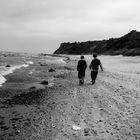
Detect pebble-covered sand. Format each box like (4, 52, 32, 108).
(0, 53, 140, 140)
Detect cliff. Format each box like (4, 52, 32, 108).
(54, 30, 140, 56)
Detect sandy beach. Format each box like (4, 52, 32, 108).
(0, 54, 140, 140)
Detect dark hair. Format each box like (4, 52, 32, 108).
(81, 56, 84, 59)
(93, 54, 97, 58)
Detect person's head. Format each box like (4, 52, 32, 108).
(93, 54, 97, 58)
(80, 56, 84, 59)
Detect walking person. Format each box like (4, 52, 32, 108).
(77, 56, 87, 85)
(89, 54, 103, 84)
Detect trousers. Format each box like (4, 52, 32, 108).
(91, 71, 98, 84)
(78, 71, 85, 85)
(79, 77, 84, 85)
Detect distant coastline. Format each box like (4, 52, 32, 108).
(54, 30, 140, 56)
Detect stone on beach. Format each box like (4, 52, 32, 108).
(5, 64, 11, 67)
(39, 62, 48, 66)
(40, 80, 48, 85)
(48, 68, 55, 72)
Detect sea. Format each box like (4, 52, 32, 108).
(0, 52, 68, 88)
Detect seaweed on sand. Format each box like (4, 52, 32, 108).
(2, 88, 46, 106)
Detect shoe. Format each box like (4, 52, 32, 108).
(92, 81, 95, 85)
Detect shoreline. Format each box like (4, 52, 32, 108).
(0, 54, 73, 140)
(0, 61, 34, 87)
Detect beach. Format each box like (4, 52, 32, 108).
(0, 53, 140, 140)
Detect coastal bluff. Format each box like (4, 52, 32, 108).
(54, 30, 140, 56)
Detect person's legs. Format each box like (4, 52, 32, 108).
(94, 71, 98, 83)
(78, 71, 85, 85)
(81, 76, 84, 84)
(79, 78, 82, 85)
(91, 72, 95, 84)
(78, 72, 82, 85)
(91, 71, 98, 84)
(79, 77, 84, 85)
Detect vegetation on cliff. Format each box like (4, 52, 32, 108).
(54, 30, 140, 56)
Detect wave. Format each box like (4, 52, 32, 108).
(0, 74, 6, 87)
(0, 61, 33, 87)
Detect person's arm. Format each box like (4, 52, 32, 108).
(100, 62, 103, 71)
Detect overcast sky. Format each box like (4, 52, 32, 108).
(0, 0, 139, 54)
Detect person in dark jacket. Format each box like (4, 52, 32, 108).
(77, 56, 87, 85)
(89, 54, 103, 84)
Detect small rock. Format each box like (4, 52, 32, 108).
(48, 69, 55, 72)
(40, 80, 48, 85)
(40, 63, 48, 66)
(6, 64, 10, 67)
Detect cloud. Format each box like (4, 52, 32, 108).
(0, 0, 140, 53)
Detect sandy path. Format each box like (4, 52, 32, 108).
(50, 58, 140, 140)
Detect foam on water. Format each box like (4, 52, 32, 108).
(45, 58, 66, 64)
(57, 58, 67, 63)
(0, 74, 6, 87)
(0, 61, 33, 87)
(26, 61, 34, 64)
